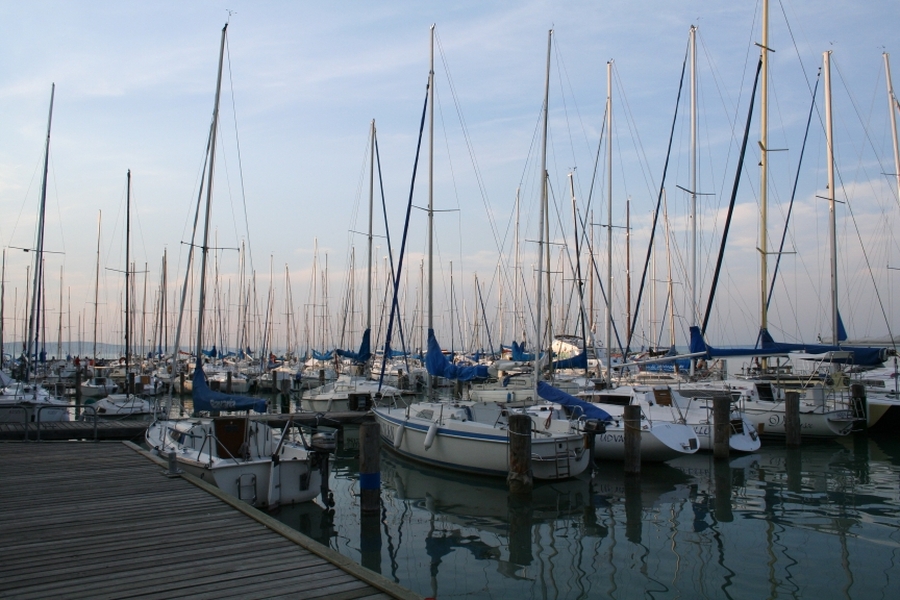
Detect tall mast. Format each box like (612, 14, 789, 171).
(823, 51, 838, 345)
(534, 29, 551, 399)
(605, 60, 613, 385)
(92, 211, 102, 361)
(367, 119, 375, 334)
(25, 83, 54, 383)
(124, 170, 132, 386)
(427, 24, 435, 397)
(885, 53, 900, 204)
(194, 23, 227, 367)
(690, 24, 698, 330)
(759, 0, 771, 348)
(1, 249, 5, 366)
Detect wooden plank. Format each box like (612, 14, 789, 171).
(0, 442, 421, 600)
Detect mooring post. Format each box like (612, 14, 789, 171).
(319, 368, 325, 385)
(784, 391, 801, 447)
(280, 379, 290, 413)
(179, 372, 185, 399)
(74, 367, 83, 420)
(359, 421, 381, 514)
(713, 396, 731, 459)
(226, 370, 232, 394)
(128, 372, 135, 396)
(623, 404, 642, 475)
(507, 413, 533, 494)
(850, 382, 867, 431)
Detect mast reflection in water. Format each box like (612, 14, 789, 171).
(271, 428, 900, 599)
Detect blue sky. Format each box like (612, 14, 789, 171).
(1, 1, 899, 356)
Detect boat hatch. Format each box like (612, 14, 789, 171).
(653, 388, 673, 406)
(214, 417, 248, 459)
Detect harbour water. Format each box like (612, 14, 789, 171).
(273, 425, 900, 599)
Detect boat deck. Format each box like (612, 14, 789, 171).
(0, 441, 419, 600)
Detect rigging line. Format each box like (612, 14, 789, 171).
(767, 71, 820, 311)
(377, 81, 429, 392)
(224, 30, 255, 280)
(777, 0, 816, 96)
(628, 38, 690, 350)
(702, 57, 762, 336)
(375, 132, 411, 358)
(833, 57, 900, 211)
(612, 65, 659, 204)
(828, 129, 897, 351)
(433, 32, 495, 266)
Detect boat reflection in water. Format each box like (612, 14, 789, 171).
(274, 430, 900, 599)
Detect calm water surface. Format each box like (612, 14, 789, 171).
(273, 427, 900, 599)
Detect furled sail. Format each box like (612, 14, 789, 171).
(537, 381, 612, 422)
(192, 368, 267, 413)
(425, 329, 489, 381)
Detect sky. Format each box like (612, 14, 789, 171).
(1, 0, 899, 358)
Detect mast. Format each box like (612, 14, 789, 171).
(24, 83, 54, 383)
(367, 119, 375, 336)
(194, 23, 227, 368)
(92, 211, 102, 362)
(690, 25, 698, 332)
(1, 249, 5, 367)
(759, 0, 771, 354)
(885, 53, 900, 204)
(124, 170, 132, 390)
(823, 51, 838, 345)
(605, 60, 613, 385)
(56, 266, 63, 361)
(427, 24, 435, 397)
(534, 29, 551, 399)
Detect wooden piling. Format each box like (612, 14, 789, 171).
(784, 391, 801, 447)
(713, 396, 731, 459)
(507, 413, 533, 494)
(226, 370, 233, 393)
(359, 421, 381, 514)
(280, 379, 290, 413)
(74, 367, 83, 420)
(623, 404, 642, 475)
(850, 382, 867, 430)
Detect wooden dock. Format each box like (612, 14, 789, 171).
(0, 441, 420, 600)
(0, 411, 375, 442)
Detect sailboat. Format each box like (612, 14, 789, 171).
(1, 83, 69, 425)
(680, 3, 867, 439)
(89, 171, 162, 421)
(303, 120, 402, 412)
(145, 23, 335, 510)
(374, 28, 590, 482)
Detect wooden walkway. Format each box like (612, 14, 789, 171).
(0, 411, 375, 442)
(0, 442, 420, 600)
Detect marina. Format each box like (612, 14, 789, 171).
(0, 440, 419, 600)
(275, 425, 900, 599)
(2, 2, 900, 598)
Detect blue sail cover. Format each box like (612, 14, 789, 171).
(511, 341, 534, 361)
(758, 328, 887, 367)
(691, 325, 887, 366)
(689, 326, 781, 358)
(192, 368, 267, 413)
(553, 351, 588, 370)
(336, 329, 372, 363)
(425, 329, 489, 381)
(537, 381, 612, 422)
(311, 349, 334, 361)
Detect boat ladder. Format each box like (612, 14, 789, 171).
(553, 444, 570, 479)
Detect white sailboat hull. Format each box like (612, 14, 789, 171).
(374, 404, 590, 481)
